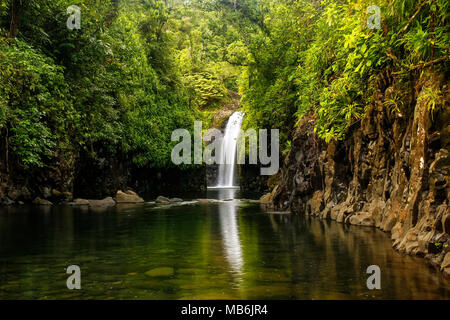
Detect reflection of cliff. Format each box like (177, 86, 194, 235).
(268, 71, 449, 277)
(268, 213, 450, 299)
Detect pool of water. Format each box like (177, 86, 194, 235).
(0, 189, 449, 300)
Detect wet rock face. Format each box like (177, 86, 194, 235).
(0, 150, 76, 205)
(239, 164, 270, 193)
(73, 145, 206, 199)
(270, 71, 449, 276)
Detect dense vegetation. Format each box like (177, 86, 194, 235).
(1, 0, 196, 170)
(0, 0, 448, 174)
(239, 0, 448, 152)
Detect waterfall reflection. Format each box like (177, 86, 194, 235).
(215, 188, 244, 278)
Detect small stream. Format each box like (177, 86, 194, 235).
(0, 189, 449, 300)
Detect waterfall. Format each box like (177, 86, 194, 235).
(215, 111, 244, 188)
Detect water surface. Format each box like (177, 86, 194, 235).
(0, 189, 449, 299)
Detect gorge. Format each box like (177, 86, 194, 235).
(0, 0, 448, 300)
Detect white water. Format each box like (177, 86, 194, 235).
(215, 111, 244, 188)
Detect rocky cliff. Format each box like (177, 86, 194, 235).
(265, 71, 450, 276)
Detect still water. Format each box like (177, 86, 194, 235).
(0, 189, 449, 300)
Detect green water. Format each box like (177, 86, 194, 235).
(0, 189, 449, 300)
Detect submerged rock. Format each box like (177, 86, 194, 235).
(88, 197, 116, 207)
(115, 190, 144, 203)
(144, 267, 174, 277)
(67, 198, 90, 206)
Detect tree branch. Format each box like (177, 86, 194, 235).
(410, 54, 450, 70)
(397, 1, 427, 35)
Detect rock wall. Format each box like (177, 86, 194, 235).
(239, 164, 270, 193)
(73, 146, 207, 199)
(0, 143, 207, 203)
(0, 148, 76, 204)
(266, 71, 450, 276)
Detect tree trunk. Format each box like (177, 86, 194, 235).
(5, 126, 9, 174)
(8, 0, 22, 38)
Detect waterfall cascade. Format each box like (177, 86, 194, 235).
(214, 111, 244, 188)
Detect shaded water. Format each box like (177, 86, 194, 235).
(0, 189, 449, 300)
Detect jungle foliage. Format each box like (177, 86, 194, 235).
(239, 0, 449, 148)
(0, 0, 448, 171)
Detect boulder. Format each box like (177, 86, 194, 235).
(156, 196, 170, 204)
(33, 197, 53, 206)
(169, 198, 183, 203)
(115, 190, 144, 203)
(123, 190, 136, 196)
(88, 197, 116, 207)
